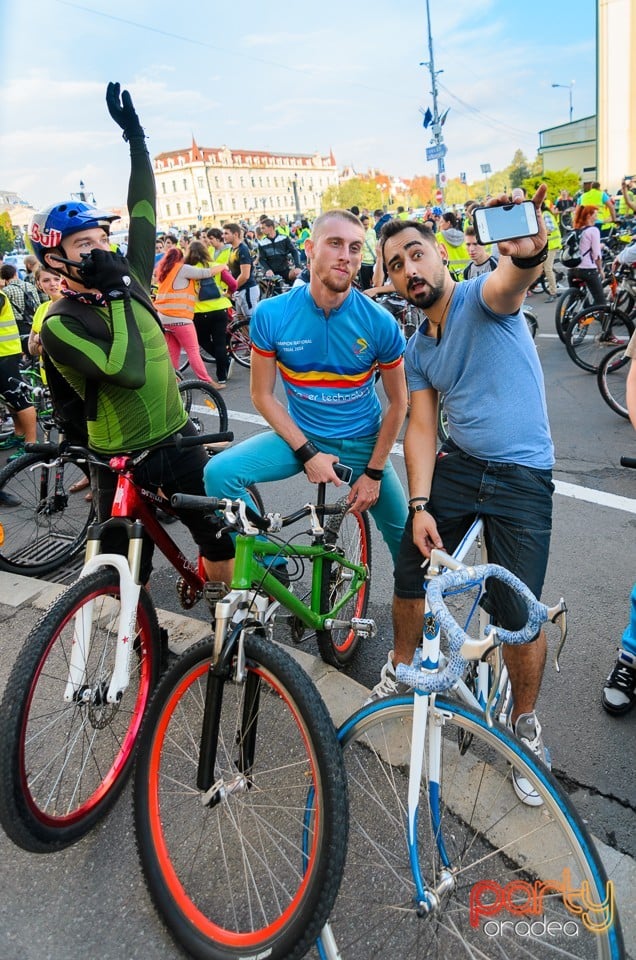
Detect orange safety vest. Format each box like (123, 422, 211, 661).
(154, 262, 197, 320)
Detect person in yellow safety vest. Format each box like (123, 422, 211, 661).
(579, 182, 617, 227)
(616, 178, 636, 216)
(0, 290, 37, 467)
(435, 211, 471, 280)
(542, 202, 562, 302)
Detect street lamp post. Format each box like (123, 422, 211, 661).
(420, 0, 447, 201)
(551, 81, 574, 123)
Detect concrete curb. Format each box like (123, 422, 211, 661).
(0, 569, 633, 957)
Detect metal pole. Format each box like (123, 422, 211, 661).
(424, 0, 445, 201)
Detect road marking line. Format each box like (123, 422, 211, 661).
(227, 410, 636, 514)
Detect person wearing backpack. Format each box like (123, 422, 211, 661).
(0, 264, 38, 351)
(564, 205, 606, 305)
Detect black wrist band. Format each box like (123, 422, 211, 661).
(364, 466, 384, 481)
(294, 440, 320, 464)
(408, 496, 429, 505)
(510, 243, 549, 269)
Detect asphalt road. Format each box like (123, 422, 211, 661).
(1, 290, 635, 959)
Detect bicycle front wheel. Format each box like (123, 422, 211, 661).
(316, 505, 371, 667)
(0, 452, 94, 577)
(554, 287, 586, 342)
(318, 695, 623, 959)
(227, 318, 252, 368)
(0, 569, 161, 851)
(178, 379, 228, 433)
(134, 632, 348, 960)
(565, 306, 634, 373)
(597, 345, 630, 419)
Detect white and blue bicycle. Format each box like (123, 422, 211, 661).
(318, 515, 624, 960)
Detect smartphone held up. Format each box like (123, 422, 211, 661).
(473, 200, 540, 246)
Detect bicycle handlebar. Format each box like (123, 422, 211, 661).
(170, 491, 346, 533)
(396, 563, 567, 695)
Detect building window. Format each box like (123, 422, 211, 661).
(197, 177, 204, 188)
(166, 204, 171, 216)
(243, 196, 248, 208)
(201, 199, 209, 210)
(176, 203, 181, 215)
(231, 198, 236, 210)
(215, 176, 220, 188)
(172, 180, 177, 192)
(228, 176, 233, 187)
(161, 182, 166, 194)
(218, 199, 224, 211)
(183, 178, 188, 190)
(187, 201, 192, 213)
(240, 176, 245, 187)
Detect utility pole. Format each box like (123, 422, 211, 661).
(421, 0, 447, 204)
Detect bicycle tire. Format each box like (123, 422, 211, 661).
(524, 309, 538, 340)
(316, 504, 371, 667)
(227, 318, 252, 368)
(178, 379, 228, 433)
(0, 452, 94, 577)
(554, 287, 587, 342)
(597, 345, 630, 419)
(318, 695, 623, 960)
(437, 394, 449, 443)
(134, 631, 348, 960)
(565, 305, 634, 373)
(0, 568, 161, 851)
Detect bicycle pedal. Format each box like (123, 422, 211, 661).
(350, 617, 377, 638)
(203, 580, 229, 605)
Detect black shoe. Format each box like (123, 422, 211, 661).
(602, 650, 636, 714)
(0, 489, 20, 507)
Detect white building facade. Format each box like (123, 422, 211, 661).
(154, 139, 338, 233)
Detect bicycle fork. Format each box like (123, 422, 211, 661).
(197, 590, 270, 807)
(63, 529, 144, 705)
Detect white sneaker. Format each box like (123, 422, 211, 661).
(509, 712, 551, 807)
(365, 651, 411, 704)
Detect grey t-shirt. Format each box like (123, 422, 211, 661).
(405, 274, 554, 469)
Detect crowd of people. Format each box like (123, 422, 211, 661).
(1, 81, 635, 777)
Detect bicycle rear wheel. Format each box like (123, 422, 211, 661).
(316, 503, 371, 667)
(0, 569, 161, 851)
(134, 632, 348, 960)
(318, 696, 623, 959)
(178, 379, 228, 433)
(597, 344, 630, 419)
(554, 287, 586, 342)
(0, 452, 94, 577)
(565, 306, 634, 373)
(227, 318, 252, 368)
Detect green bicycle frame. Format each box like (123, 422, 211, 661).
(231, 532, 368, 632)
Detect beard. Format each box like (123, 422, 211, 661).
(405, 268, 447, 308)
(314, 264, 354, 294)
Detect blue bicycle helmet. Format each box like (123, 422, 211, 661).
(28, 202, 120, 265)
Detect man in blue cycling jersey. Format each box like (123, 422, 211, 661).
(370, 187, 555, 807)
(203, 209, 409, 585)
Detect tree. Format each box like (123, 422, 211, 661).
(0, 212, 15, 256)
(521, 169, 581, 204)
(507, 149, 532, 189)
(322, 177, 391, 212)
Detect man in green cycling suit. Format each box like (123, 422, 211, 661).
(29, 82, 226, 581)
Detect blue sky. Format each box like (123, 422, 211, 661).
(1, 0, 596, 210)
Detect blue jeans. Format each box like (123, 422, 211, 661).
(622, 583, 636, 656)
(204, 430, 408, 565)
(394, 439, 553, 630)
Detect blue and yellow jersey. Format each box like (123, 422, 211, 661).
(250, 284, 405, 438)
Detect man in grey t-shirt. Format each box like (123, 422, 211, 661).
(368, 187, 555, 808)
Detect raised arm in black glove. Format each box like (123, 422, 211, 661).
(77, 248, 132, 299)
(106, 81, 144, 141)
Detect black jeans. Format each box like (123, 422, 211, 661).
(569, 267, 605, 305)
(193, 308, 230, 380)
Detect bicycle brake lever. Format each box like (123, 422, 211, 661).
(547, 599, 568, 673)
(484, 631, 502, 729)
(307, 503, 324, 537)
